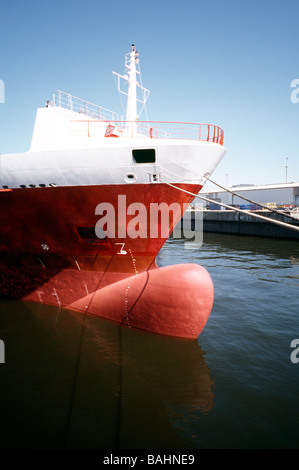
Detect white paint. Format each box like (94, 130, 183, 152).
(0, 46, 226, 189)
(125, 45, 138, 136)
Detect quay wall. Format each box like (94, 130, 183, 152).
(184, 210, 299, 240)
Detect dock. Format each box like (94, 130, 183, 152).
(184, 210, 299, 240)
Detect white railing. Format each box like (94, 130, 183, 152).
(49, 90, 119, 122)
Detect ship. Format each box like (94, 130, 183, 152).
(0, 45, 226, 339)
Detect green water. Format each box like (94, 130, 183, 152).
(0, 233, 299, 449)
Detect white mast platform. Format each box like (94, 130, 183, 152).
(113, 44, 150, 137)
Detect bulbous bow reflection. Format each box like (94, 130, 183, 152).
(0, 301, 215, 449)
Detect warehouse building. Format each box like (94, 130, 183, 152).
(201, 182, 299, 209)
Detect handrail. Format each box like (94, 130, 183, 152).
(71, 119, 225, 145)
(50, 90, 119, 122)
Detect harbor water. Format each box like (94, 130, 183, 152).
(0, 233, 299, 449)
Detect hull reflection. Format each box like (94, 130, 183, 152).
(0, 300, 214, 449)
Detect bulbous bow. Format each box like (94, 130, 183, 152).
(69, 263, 214, 340)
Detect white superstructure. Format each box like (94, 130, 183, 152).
(0, 45, 226, 190)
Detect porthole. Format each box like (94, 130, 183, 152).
(20, 185, 26, 188)
(29, 184, 36, 188)
(2, 186, 8, 189)
(39, 184, 46, 187)
(49, 183, 57, 187)
(124, 173, 137, 183)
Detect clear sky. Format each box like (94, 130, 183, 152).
(0, 0, 298, 188)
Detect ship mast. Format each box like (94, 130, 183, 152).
(125, 44, 138, 136)
(113, 44, 149, 138)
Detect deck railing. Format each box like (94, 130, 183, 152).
(49, 91, 224, 145)
(50, 90, 119, 122)
(71, 120, 224, 145)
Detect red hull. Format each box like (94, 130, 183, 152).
(0, 183, 214, 339)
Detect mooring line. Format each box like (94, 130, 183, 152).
(158, 178, 299, 233)
(204, 175, 299, 222)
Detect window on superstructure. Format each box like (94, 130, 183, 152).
(132, 149, 156, 163)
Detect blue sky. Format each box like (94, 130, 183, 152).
(0, 0, 298, 187)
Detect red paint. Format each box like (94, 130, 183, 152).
(0, 182, 215, 339)
(70, 263, 214, 339)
